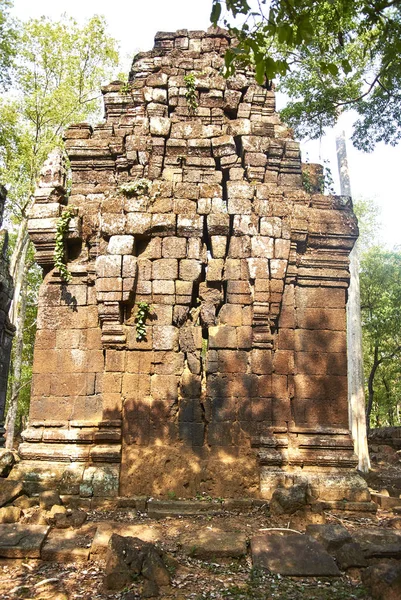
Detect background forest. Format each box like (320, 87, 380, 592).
(0, 0, 400, 446)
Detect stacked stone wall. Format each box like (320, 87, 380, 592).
(18, 28, 365, 503)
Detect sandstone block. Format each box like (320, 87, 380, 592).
(95, 255, 122, 278)
(152, 326, 179, 351)
(152, 258, 178, 280)
(149, 117, 171, 136)
(107, 235, 135, 255)
(218, 350, 248, 373)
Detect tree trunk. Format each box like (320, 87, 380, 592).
(5, 240, 29, 449)
(336, 130, 371, 472)
(366, 345, 380, 435)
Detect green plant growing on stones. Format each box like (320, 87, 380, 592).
(119, 178, 152, 198)
(302, 170, 313, 193)
(54, 208, 75, 282)
(135, 301, 152, 341)
(184, 72, 198, 114)
(120, 81, 130, 95)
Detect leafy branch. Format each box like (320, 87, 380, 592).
(54, 208, 74, 282)
(183, 73, 198, 114)
(135, 301, 152, 341)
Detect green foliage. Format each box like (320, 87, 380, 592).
(119, 178, 152, 198)
(135, 301, 152, 341)
(210, 1, 401, 150)
(360, 246, 401, 426)
(184, 73, 198, 114)
(0, 14, 120, 215)
(54, 209, 75, 283)
(0, 0, 17, 91)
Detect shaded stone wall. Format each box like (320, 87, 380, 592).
(19, 28, 365, 503)
(0, 185, 15, 446)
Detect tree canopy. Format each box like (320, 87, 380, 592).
(0, 0, 16, 91)
(210, 1, 401, 150)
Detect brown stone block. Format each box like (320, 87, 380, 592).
(327, 353, 347, 376)
(209, 326, 237, 349)
(122, 373, 151, 398)
(153, 325, 179, 351)
(150, 374, 179, 402)
(152, 280, 175, 295)
(31, 373, 51, 396)
(102, 372, 122, 394)
(180, 372, 201, 398)
(277, 328, 294, 350)
(207, 422, 234, 446)
(257, 375, 273, 398)
(295, 287, 346, 309)
(272, 398, 291, 424)
(85, 350, 104, 373)
(228, 236, 251, 259)
(151, 305, 173, 325)
(83, 328, 103, 350)
(153, 351, 184, 375)
(237, 326, 253, 348)
(294, 375, 347, 399)
(252, 398, 273, 422)
(296, 308, 345, 331)
(105, 350, 126, 372)
(295, 352, 328, 375)
(102, 393, 123, 420)
(152, 258, 178, 280)
(294, 330, 346, 354)
(125, 351, 154, 374)
(29, 396, 73, 422)
(35, 329, 56, 350)
(225, 374, 257, 398)
(137, 259, 152, 280)
(218, 350, 248, 373)
(71, 395, 103, 422)
(273, 350, 294, 375)
(270, 259, 287, 279)
(32, 349, 57, 374)
(137, 237, 162, 259)
(50, 373, 96, 397)
(272, 374, 288, 399)
(251, 350, 273, 375)
(126, 326, 153, 350)
(179, 259, 202, 281)
(162, 237, 187, 258)
(278, 304, 295, 329)
(251, 237, 274, 259)
(56, 329, 81, 349)
(274, 238, 291, 259)
(218, 304, 242, 326)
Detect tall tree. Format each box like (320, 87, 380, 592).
(0, 14, 120, 447)
(0, 0, 16, 91)
(210, 1, 401, 150)
(360, 247, 401, 431)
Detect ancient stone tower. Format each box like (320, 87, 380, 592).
(17, 28, 370, 507)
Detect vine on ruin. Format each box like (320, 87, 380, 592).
(135, 301, 152, 341)
(184, 73, 198, 114)
(54, 208, 75, 282)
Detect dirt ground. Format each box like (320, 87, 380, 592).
(0, 505, 384, 600)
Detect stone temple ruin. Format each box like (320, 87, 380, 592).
(13, 28, 371, 508)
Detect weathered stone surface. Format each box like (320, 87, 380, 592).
(335, 542, 368, 569)
(104, 534, 170, 592)
(0, 480, 24, 507)
(41, 524, 96, 562)
(353, 527, 401, 559)
(0, 506, 22, 523)
(305, 523, 352, 552)
(269, 484, 308, 515)
(23, 28, 360, 505)
(39, 490, 62, 510)
(180, 528, 247, 558)
(0, 449, 15, 477)
(251, 532, 340, 576)
(0, 524, 49, 558)
(91, 522, 162, 558)
(362, 562, 401, 600)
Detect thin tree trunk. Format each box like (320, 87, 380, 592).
(366, 345, 380, 435)
(336, 129, 371, 472)
(9, 228, 30, 326)
(5, 241, 29, 449)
